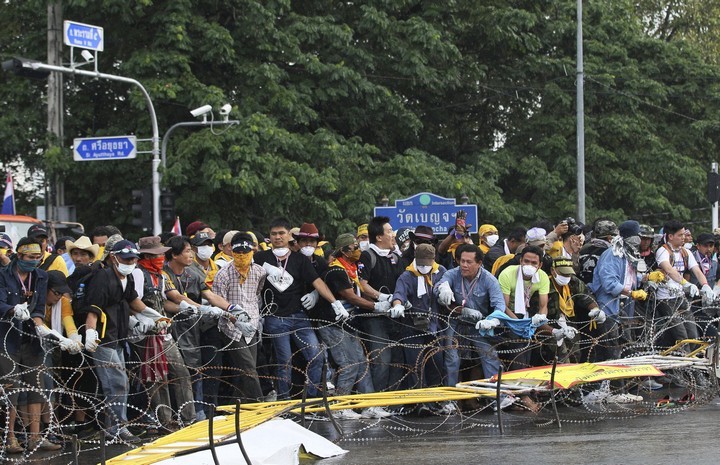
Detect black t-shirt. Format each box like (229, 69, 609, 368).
(358, 247, 402, 298)
(254, 250, 319, 316)
(84, 267, 138, 345)
(311, 266, 354, 323)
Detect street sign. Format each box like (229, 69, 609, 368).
(63, 20, 104, 51)
(373, 192, 478, 235)
(73, 136, 137, 161)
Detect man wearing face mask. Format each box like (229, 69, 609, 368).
(254, 218, 345, 400)
(214, 230, 240, 269)
(190, 232, 219, 288)
(210, 232, 267, 404)
(0, 237, 52, 453)
(395, 227, 414, 256)
(79, 240, 171, 443)
(294, 223, 329, 312)
(477, 224, 499, 254)
(357, 223, 370, 252)
(391, 244, 454, 394)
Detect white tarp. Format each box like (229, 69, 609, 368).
(153, 419, 347, 465)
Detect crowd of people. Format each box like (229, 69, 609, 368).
(1, 213, 718, 453)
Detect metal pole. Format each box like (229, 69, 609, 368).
(25, 61, 161, 234)
(713, 162, 718, 230)
(576, 0, 586, 224)
(47, 1, 63, 224)
(161, 120, 239, 170)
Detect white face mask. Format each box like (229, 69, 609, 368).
(683, 243, 693, 250)
(554, 274, 571, 286)
(300, 246, 315, 257)
(416, 264, 433, 275)
(522, 264, 538, 278)
(272, 247, 290, 257)
(359, 240, 369, 251)
(485, 234, 499, 247)
(115, 259, 136, 277)
(196, 245, 214, 261)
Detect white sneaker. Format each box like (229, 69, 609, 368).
(436, 401, 458, 415)
(640, 378, 663, 390)
(606, 393, 643, 404)
(361, 406, 394, 419)
(492, 395, 516, 412)
(582, 384, 611, 404)
(333, 409, 362, 420)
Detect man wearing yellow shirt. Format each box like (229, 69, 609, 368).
(27, 225, 69, 276)
(190, 231, 219, 288)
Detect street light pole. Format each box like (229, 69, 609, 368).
(576, 0, 586, 224)
(20, 60, 162, 234)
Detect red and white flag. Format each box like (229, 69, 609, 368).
(172, 216, 182, 236)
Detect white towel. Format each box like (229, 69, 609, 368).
(417, 276, 427, 298)
(514, 266, 540, 317)
(51, 300, 62, 333)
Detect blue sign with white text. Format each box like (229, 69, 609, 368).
(373, 192, 478, 235)
(73, 136, 136, 161)
(63, 20, 104, 51)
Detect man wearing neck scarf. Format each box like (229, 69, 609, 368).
(546, 258, 601, 363)
(211, 232, 267, 404)
(391, 244, 455, 394)
(133, 236, 195, 429)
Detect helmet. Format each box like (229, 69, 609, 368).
(638, 224, 655, 239)
(594, 220, 618, 238)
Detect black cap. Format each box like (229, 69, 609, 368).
(27, 224, 48, 239)
(231, 232, 255, 253)
(190, 231, 213, 246)
(696, 233, 715, 245)
(47, 270, 72, 295)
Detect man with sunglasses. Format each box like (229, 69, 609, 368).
(79, 240, 171, 443)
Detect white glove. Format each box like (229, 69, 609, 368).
(301, 290, 319, 310)
(373, 301, 391, 313)
(588, 308, 607, 325)
(563, 326, 578, 340)
(552, 328, 565, 341)
(199, 305, 225, 318)
(476, 319, 500, 331)
(683, 281, 699, 298)
(68, 332, 83, 354)
(231, 309, 251, 323)
(389, 304, 405, 319)
(437, 282, 455, 306)
(461, 307, 483, 322)
(13, 303, 30, 321)
(35, 324, 54, 339)
(129, 315, 155, 337)
(85, 328, 99, 352)
(331, 301, 349, 321)
(58, 335, 78, 353)
(235, 321, 257, 338)
(378, 293, 393, 303)
(178, 300, 198, 315)
(141, 307, 170, 331)
(531, 313, 548, 326)
(701, 284, 715, 305)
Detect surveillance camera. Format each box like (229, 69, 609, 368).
(190, 104, 213, 118)
(219, 104, 232, 115)
(80, 50, 94, 62)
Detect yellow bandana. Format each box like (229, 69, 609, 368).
(405, 261, 440, 287)
(18, 243, 41, 255)
(554, 281, 575, 318)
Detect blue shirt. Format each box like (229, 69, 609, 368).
(434, 267, 505, 321)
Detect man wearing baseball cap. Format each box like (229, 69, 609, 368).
(79, 239, 171, 443)
(209, 232, 267, 404)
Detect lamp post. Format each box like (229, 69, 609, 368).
(3, 58, 163, 234)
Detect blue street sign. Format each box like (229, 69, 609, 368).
(373, 192, 478, 235)
(63, 20, 104, 51)
(73, 136, 137, 161)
